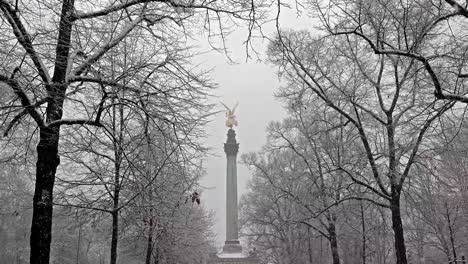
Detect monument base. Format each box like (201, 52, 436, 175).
(222, 240, 243, 254)
(208, 253, 260, 264)
(208, 241, 259, 264)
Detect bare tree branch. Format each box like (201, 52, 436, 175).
(0, 75, 46, 134)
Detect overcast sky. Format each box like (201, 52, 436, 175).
(195, 7, 317, 247)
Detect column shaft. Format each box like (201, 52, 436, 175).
(226, 155, 238, 241)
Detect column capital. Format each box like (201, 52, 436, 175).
(224, 129, 239, 156)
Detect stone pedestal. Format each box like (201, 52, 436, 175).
(222, 240, 243, 254)
(208, 255, 260, 264)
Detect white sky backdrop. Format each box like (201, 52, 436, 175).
(194, 6, 317, 248)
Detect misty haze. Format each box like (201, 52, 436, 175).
(1, 1, 468, 264)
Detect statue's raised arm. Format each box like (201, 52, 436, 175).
(220, 101, 238, 128)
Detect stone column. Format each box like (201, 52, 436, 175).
(223, 129, 242, 253)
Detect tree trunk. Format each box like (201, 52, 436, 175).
(30, 128, 60, 264)
(328, 215, 340, 264)
(110, 165, 120, 264)
(110, 209, 119, 264)
(360, 202, 366, 264)
(153, 247, 159, 264)
(144, 109, 153, 264)
(308, 228, 313, 264)
(110, 156, 120, 264)
(145, 215, 153, 264)
(446, 202, 458, 262)
(76, 218, 82, 264)
(109, 80, 124, 264)
(390, 198, 407, 264)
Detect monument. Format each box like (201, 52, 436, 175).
(209, 103, 259, 264)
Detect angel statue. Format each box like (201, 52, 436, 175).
(220, 101, 239, 128)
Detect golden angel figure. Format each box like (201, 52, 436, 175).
(220, 101, 239, 128)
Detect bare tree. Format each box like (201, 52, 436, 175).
(267, 29, 453, 264)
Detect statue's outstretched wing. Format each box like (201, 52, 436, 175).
(220, 101, 231, 112)
(232, 101, 239, 113)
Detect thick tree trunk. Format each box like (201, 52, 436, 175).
(390, 198, 407, 264)
(30, 128, 60, 264)
(328, 215, 340, 264)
